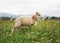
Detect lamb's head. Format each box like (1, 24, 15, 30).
(35, 12, 41, 19)
(32, 12, 44, 20)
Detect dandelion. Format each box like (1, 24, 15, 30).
(43, 33, 46, 36)
(49, 38, 52, 41)
(36, 32, 39, 35)
(41, 37, 44, 39)
(56, 40, 59, 42)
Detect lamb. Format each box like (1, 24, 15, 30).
(11, 12, 44, 33)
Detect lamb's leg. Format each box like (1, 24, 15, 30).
(11, 23, 20, 34)
(29, 24, 32, 28)
(28, 24, 32, 32)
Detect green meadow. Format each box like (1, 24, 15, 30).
(0, 20, 60, 43)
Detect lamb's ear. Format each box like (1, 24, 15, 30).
(36, 12, 41, 16)
(32, 15, 36, 19)
(36, 12, 39, 15)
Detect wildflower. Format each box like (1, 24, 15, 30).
(41, 37, 44, 39)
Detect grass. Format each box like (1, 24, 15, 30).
(0, 20, 60, 43)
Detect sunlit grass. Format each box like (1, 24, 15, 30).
(0, 20, 60, 43)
